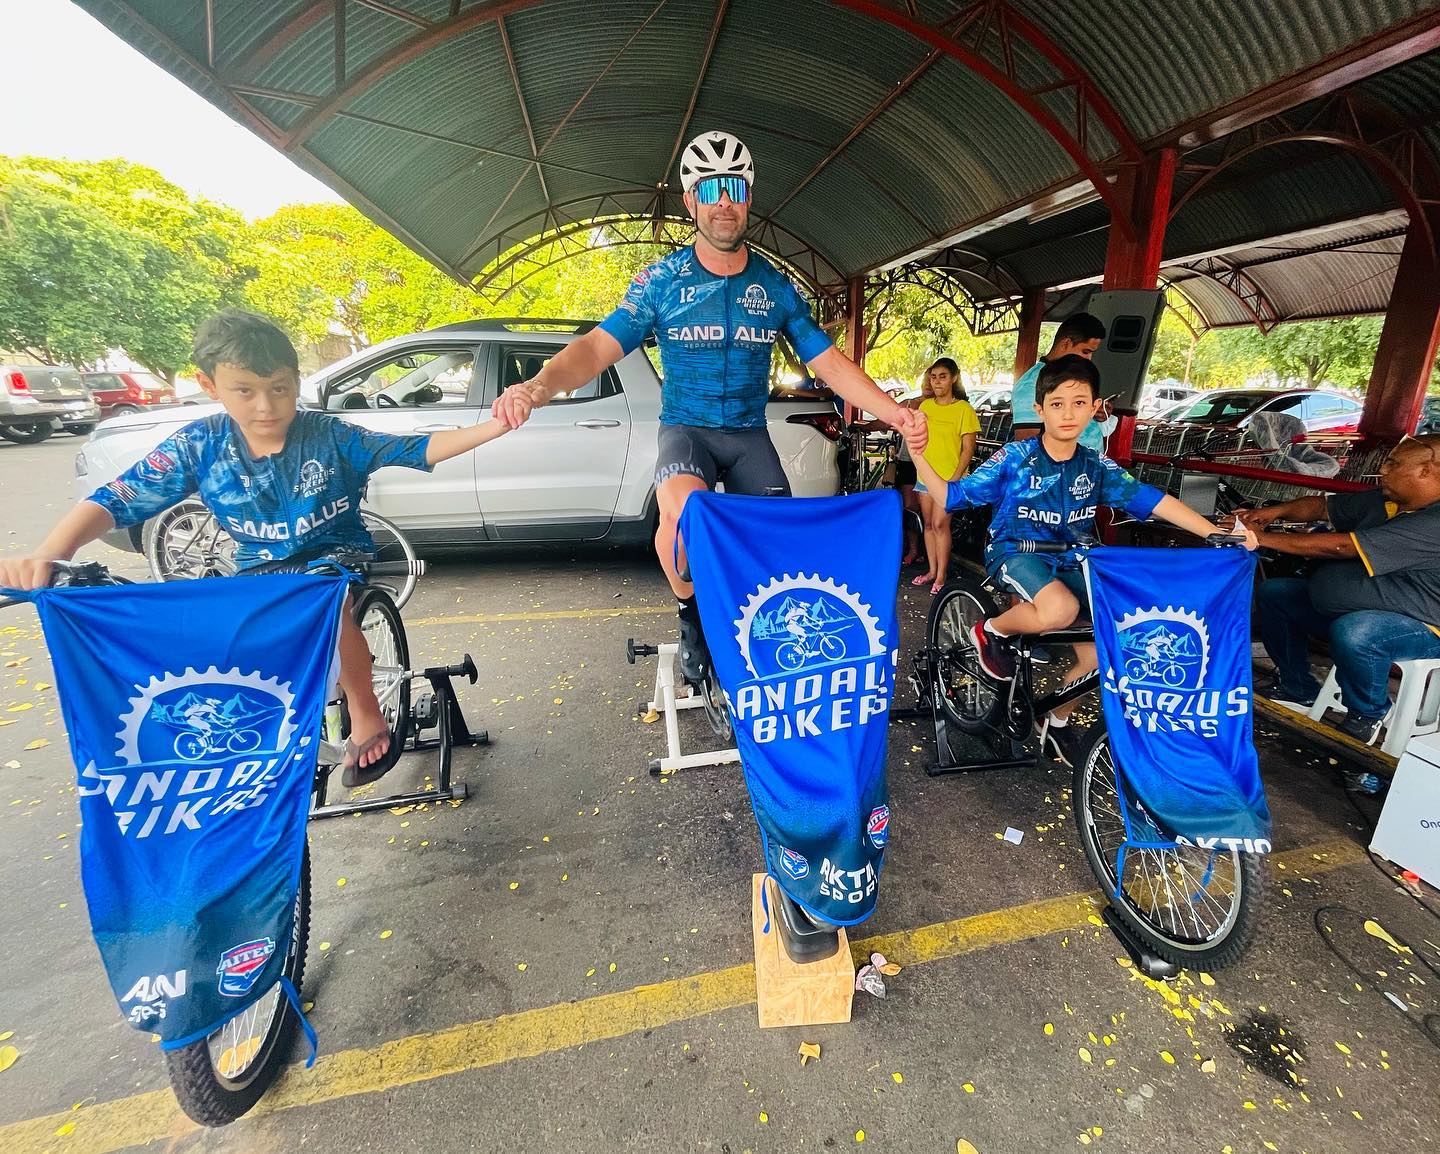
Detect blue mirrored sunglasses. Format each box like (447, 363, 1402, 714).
(693, 175, 750, 205)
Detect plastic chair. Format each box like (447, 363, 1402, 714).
(1307, 658, 1440, 758)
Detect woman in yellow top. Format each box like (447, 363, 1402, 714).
(913, 357, 979, 594)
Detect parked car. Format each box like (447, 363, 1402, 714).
(970, 386, 1011, 414)
(1415, 394, 1440, 435)
(82, 370, 178, 418)
(1138, 380, 1198, 417)
(77, 319, 843, 556)
(0, 365, 100, 443)
(1141, 388, 1363, 435)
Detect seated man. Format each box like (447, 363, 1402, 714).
(911, 355, 1251, 766)
(1240, 434, 1440, 753)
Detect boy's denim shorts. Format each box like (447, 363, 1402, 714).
(988, 552, 1090, 615)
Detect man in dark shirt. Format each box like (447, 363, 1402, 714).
(1240, 434, 1440, 745)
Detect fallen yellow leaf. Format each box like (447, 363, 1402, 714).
(957, 1142, 979, 1154)
(1079, 1047, 1092, 1064)
(878, 962, 901, 976)
(855, 1131, 865, 1144)
(798, 1042, 821, 1066)
(379, 929, 392, 940)
(891, 1072, 903, 1083)
(0, 1045, 18, 1073)
(1044, 1023, 1054, 1036)
(1363, 919, 1410, 953)
(23, 739, 48, 751)
(1160, 1050, 1175, 1065)
(759, 1111, 768, 1123)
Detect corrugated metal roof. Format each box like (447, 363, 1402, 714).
(69, 0, 1440, 328)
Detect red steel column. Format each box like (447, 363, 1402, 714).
(1099, 148, 1178, 465)
(1359, 206, 1440, 444)
(1013, 286, 1046, 378)
(844, 275, 868, 365)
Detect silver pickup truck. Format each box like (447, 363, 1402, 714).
(1, 365, 101, 443)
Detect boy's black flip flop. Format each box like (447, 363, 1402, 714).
(341, 733, 392, 788)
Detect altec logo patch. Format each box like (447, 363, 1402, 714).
(217, 938, 277, 997)
(778, 846, 810, 880)
(866, 805, 891, 849)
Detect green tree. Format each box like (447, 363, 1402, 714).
(0, 157, 250, 378)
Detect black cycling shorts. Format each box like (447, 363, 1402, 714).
(655, 424, 791, 497)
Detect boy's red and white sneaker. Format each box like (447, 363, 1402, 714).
(969, 618, 1015, 681)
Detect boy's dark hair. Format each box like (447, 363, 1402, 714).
(1051, 312, 1106, 349)
(193, 309, 299, 378)
(1035, 354, 1100, 405)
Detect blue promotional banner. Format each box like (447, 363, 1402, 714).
(9, 574, 347, 1050)
(1083, 546, 1271, 855)
(679, 490, 901, 924)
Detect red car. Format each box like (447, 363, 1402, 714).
(82, 371, 177, 418)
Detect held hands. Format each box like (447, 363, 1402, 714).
(891, 407, 928, 455)
(1235, 506, 1282, 531)
(0, 556, 56, 592)
(492, 381, 545, 430)
(1214, 514, 1259, 551)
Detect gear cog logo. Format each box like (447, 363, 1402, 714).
(1115, 606, 1209, 690)
(118, 667, 296, 766)
(734, 574, 884, 678)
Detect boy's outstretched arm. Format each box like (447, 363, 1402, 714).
(424, 416, 509, 465)
(0, 501, 117, 590)
(1152, 495, 1257, 549)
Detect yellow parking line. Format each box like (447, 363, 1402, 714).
(0, 837, 1366, 1154)
(411, 605, 674, 626)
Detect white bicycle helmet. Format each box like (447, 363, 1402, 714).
(679, 130, 755, 193)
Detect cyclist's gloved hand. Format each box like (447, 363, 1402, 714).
(0, 555, 57, 592)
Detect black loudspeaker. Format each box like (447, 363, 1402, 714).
(1075, 289, 1166, 413)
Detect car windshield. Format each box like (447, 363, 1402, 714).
(132, 373, 170, 390)
(1170, 392, 1275, 424)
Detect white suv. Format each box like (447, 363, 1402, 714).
(76, 320, 843, 555)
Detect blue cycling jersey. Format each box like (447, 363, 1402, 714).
(942, 438, 1163, 565)
(598, 245, 832, 429)
(88, 410, 433, 568)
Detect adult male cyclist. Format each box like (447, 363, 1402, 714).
(493, 131, 926, 685)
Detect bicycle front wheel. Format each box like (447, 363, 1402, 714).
(165, 843, 310, 1126)
(926, 577, 1004, 735)
(1073, 719, 1265, 970)
(146, 499, 238, 581)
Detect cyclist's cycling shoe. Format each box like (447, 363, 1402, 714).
(969, 619, 1015, 681)
(677, 598, 711, 687)
(772, 881, 841, 963)
(1038, 717, 1084, 768)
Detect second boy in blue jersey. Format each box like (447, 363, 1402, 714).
(912, 355, 1253, 765)
(494, 130, 926, 687)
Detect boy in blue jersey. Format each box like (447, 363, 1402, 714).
(0, 310, 509, 784)
(493, 130, 925, 689)
(912, 355, 1253, 765)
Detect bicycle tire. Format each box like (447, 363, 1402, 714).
(145, 499, 237, 581)
(1073, 719, 1265, 970)
(165, 843, 310, 1126)
(358, 510, 417, 611)
(344, 587, 412, 780)
(926, 577, 1004, 735)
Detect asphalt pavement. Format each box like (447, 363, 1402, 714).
(0, 434, 1436, 1154)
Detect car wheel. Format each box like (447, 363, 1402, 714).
(111, 406, 139, 416)
(0, 423, 55, 445)
(63, 423, 96, 436)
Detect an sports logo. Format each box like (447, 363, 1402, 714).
(1115, 607, 1209, 690)
(866, 805, 891, 849)
(1069, 472, 1094, 500)
(216, 938, 276, 997)
(778, 846, 810, 880)
(734, 574, 884, 678)
(138, 449, 177, 481)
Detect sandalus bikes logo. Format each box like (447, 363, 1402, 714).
(730, 574, 894, 746)
(738, 283, 772, 316)
(1104, 606, 1246, 737)
(78, 668, 303, 840)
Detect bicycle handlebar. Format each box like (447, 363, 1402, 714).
(364, 560, 426, 577)
(1015, 531, 1243, 554)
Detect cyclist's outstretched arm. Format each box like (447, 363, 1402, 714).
(494, 329, 626, 429)
(0, 501, 116, 590)
(808, 347, 926, 448)
(425, 417, 510, 464)
(1151, 495, 1257, 549)
(1236, 495, 1328, 529)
